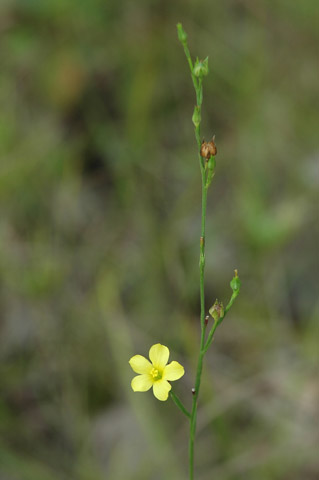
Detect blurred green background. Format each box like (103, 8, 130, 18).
(0, 1, 318, 479)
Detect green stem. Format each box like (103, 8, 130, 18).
(224, 291, 239, 315)
(189, 171, 208, 480)
(179, 30, 208, 480)
(180, 40, 199, 95)
(177, 25, 211, 480)
(177, 24, 240, 479)
(203, 319, 218, 353)
(170, 391, 191, 418)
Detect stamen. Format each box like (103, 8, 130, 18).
(151, 368, 159, 379)
(150, 367, 162, 381)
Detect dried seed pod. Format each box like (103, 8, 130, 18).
(200, 136, 217, 159)
(200, 141, 211, 159)
(208, 136, 217, 156)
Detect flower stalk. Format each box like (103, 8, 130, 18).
(170, 391, 191, 418)
(176, 23, 240, 479)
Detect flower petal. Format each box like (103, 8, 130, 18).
(149, 344, 169, 369)
(152, 379, 172, 401)
(131, 374, 153, 392)
(129, 355, 152, 374)
(163, 361, 185, 381)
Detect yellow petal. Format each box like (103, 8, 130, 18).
(149, 344, 169, 369)
(152, 379, 171, 401)
(131, 374, 153, 392)
(163, 361, 185, 381)
(129, 355, 152, 374)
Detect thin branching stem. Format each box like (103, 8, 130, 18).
(176, 23, 240, 479)
(170, 391, 191, 418)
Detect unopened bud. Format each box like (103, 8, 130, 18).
(192, 106, 201, 128)
(207, 156, 216, 171)
(205, 158, 216, 187)
(230, 269, 241, 293)
(193, 56, 209, 77)
(177, 23, 187, 43)
(209, 300, 224, 322)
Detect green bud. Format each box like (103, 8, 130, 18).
(205, 156, 216, 187)
(177, 23, 187, 43)
(209, 300, 224, 322)
(193, 56, 209, 77)
(230, 269, 241, 293)
(192, 106, 201, 128)
(207, 156, 216, 171)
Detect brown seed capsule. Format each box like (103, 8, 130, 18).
(200, 136, 217, 159)
(208, 136, 217, 156)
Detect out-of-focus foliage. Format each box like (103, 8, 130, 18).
(0, 1, 318, 479)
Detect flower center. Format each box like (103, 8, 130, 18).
(150, 367, 162, 381)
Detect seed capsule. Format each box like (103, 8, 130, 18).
(200, 136, 217, 159)
(209, 299, 224, 322)
(193, 57, 209, 77)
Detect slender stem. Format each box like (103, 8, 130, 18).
(177, 24, 240, 479)
(180, 40, 198, 95)
(224, 291, 239, 315)
(203, 320, 218, 353)
(189, 170, 208, 479)
(170, 391, 191, 418)
(179, 33, 209, 480)
(177, 25, 214, 479)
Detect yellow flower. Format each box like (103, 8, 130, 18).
(129, 343, 185, 401)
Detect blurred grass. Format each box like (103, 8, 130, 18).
(0, 0, 318, 479)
